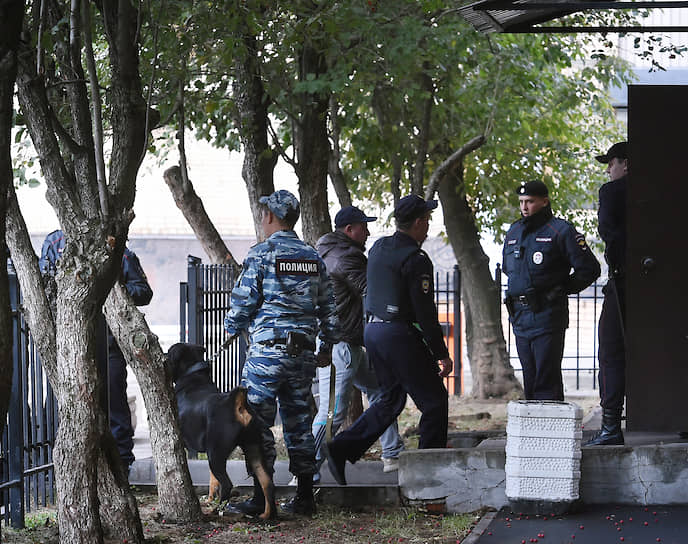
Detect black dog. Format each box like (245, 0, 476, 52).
(167, 342, 275, 519)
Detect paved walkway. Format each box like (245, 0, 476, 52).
(472, 505, 688, 544)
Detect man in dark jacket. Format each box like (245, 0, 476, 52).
(39, 229, 153, 470)
(326, 195, 453, 486)
(586, 142, 628, 446)
(502, 181, 600, 401)
(310, 206, 404, 482)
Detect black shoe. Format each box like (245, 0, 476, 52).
(233, 479, 267, 517)
(324, 441, 347, 486)
(280, 475, 316, 516)
(280, 493, 316, 516)
(233, 496, 265, 517)
(585, 408, 624, 446)
(679, 431, 688, 439)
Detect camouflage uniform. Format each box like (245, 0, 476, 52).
(224, 192, 339, 477)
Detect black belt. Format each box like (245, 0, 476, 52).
(508, 295, 530, 306)
(259, 338, 288, 347)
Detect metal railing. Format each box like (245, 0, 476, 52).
(179, 256, 247, 392)
(180, 257, 464, 395)
(496, 263, 603, 390)
(1, 265, 58, 529)
(179, 257, 604, 396)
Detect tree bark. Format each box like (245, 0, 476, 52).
(163, 166, 239, 268)
(328, 96, 352, 208)
(104, 283, 202, 522)
(232, 13, 277, 241)
(12, 0, 155, 539)
(411, 68, 433, 196)
(295, 42, 332, 244)
(0, 14, 24, 539)
(437, 167, 522, 399)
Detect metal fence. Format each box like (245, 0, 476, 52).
(1, 265, 58, 529)
(179, 256, 247, 392)
(179, 257, 465, 395)
(179, 256, 604, 397)
(496, 264, 603, 391)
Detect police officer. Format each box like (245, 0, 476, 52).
(325, 194, 453, 486)
(224, 190, 339, 517)
(586, 142, 628, 446)
(38, 229, 153, 471)
(502, 181, 600, 401)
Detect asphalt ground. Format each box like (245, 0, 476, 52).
(473, 505, 688, 544)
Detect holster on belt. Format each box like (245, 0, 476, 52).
(504, 296, 515, 318)
(286, 331, 316, 357)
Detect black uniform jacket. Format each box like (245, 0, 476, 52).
(502, 206, 600, 338)
(598, 175, 627, 275)
(366, 231, 449, 360)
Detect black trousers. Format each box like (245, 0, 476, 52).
(598, 278, 626, 411)
(108, 340, 135, 467)
(515, 330, 566, 401)
(331, 322, 448, 463)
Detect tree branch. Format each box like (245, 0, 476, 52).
(412, 67, 434, 195)
(163, 166, 239, 268)
(424, 134, 486, 201)
(328, 96, 351, 207)
(82, 0, 109, 219)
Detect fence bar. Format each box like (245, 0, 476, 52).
(453, 265, 462, 395)
(8, 269, 25, 528)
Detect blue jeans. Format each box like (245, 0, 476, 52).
(312, 342, 404, 471)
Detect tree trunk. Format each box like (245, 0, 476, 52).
(163, 166, 240, 268)
(0, 11, 24, 541)
(233, 15, 277, 241)
(104, 283, 202, 522)
(295, 43, 332, 245)
(328, 96, 352, 208)
(438, 169, 522, 399)
(52, 284, 106, 543)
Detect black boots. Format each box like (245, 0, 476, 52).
(585, 408, 624, 446)
(281, 474, 316, 516)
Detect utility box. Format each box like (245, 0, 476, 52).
(505, 401, 582, 508)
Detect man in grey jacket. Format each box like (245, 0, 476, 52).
(310, 205, 404, 481)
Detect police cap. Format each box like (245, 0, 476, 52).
(394, 194, 438, 223)
(595, 141, 628, 164)
(517, 180, 549, 197)
(259, 190, 300, 220)
(334, 205, 377, 228)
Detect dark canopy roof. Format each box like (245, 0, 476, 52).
(457, 0, 688, 33)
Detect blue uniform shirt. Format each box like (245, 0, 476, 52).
(224, 230, 340, 347)
(38, 229, 152, 306)
(502, 206, 600, 338)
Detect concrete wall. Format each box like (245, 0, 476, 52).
(399, 444, 688, 513)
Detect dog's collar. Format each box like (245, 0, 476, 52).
(178, 360, 210, 380)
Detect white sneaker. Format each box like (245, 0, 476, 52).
(382, 457, 399, 473)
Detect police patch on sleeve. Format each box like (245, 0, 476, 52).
(575, 233, 588, 251)
(276, 258, 319, 276)
(420, 274, 431, 294)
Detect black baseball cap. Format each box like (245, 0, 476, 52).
(595, 141, 628, 164)
(334, 206, 377, 228)
(517, 180, 549, 197)
(394, 194, 438, 223)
